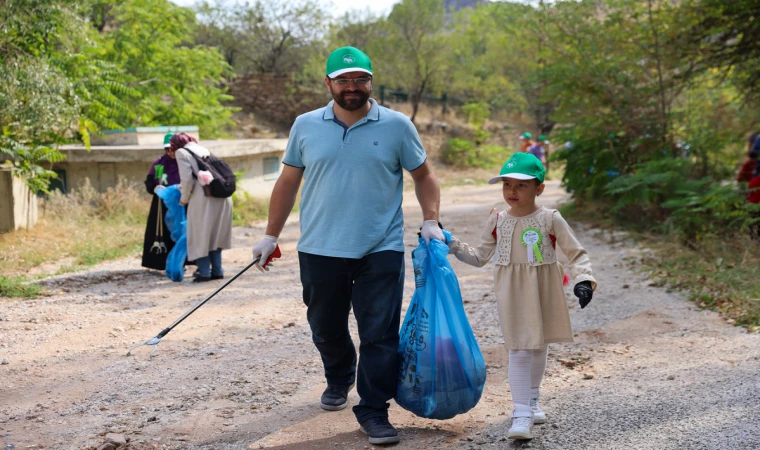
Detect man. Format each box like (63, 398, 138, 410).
(519, 131, 533, 153)
(251, 46, 443, 445)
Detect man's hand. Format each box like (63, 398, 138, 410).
(253, 235, 279, 272)
(573, 280, 594, 309)
(154, 185, 166, 192)
(420, 220, 445, 244)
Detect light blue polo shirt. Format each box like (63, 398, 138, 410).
(283, 99, 427, 258)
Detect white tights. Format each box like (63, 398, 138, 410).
(508, 346, 548, 414)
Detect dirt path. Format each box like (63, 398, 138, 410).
(1, 182, 758, 450)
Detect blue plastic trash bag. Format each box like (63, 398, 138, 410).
(155, 185, 187, 282)
(396, 232, 487, 419)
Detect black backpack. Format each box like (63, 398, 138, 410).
(186, 149, 236, 198)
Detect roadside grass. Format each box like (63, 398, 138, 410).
(0, 178, 147, 298)
(0, 275, 42, 298)
(643, 239, 760, 330)
(232, 190, 271, 226)
(561, 200, 760, 331)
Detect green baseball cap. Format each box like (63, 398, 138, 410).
(163, 132, 174, 149)
(538, 135, 547, 142)
(519, 132, 532, 140)
(326, 46, 373, 78)
(488, 152, 546, 184)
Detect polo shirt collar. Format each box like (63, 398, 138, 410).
(323, 98, 380, 122)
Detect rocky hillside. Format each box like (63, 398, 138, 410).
(445, 0, 488, 13)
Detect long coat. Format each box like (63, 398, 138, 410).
(175, 142, 233, 261)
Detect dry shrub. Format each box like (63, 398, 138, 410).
(42, 177, 147, 224)
(0, 177, 150, 278)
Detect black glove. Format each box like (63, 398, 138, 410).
(573, 280, 593, 309)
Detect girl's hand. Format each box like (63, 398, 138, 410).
(573, 281, 593, 309)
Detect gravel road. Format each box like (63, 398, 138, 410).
(1, 181, 758, 450)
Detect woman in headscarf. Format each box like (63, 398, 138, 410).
(142, 132, 181, 270)
(171, 132, 233, 282)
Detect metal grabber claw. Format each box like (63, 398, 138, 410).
(125, 246, 281, 359)
(126, 332, 168, 359)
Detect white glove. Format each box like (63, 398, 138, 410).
(252, 235, 278, 272)
(420, 220, 445, 244)
(154, 185, 166, 192)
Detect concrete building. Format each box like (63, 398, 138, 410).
(54, 127, 287, 198)
(0, 165, 39, 233)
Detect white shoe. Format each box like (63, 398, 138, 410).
(530, 394, 547, 424)
(508, 415, 534, 440)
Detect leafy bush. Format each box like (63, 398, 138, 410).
(605, 159, 759, 242)
(461, 103, 492, 145)
(443, 138, 508, 169)
(550, 128, 632, 199)
(443, 102, 509, 169)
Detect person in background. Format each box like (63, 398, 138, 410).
(519, 132, 533, 153)
(746, 133, 760, 241)
(748, 173, 760, 242)
(141, 132, 179, 271)
(171, 132, 233, 282)
(738, 132, 759, 183)
(527, 136, 545, 163)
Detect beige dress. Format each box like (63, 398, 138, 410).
(176, 142, 233, 262)
(447, 206, 596, 350)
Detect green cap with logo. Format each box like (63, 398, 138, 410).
(326, 46, 373, 78)
(163, 132, 174, 149)
(488, 152, 546, 184)
(519, 132, 532, 140)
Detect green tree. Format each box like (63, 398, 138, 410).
(1, 0, 237, 192)
(373, 0, 448, 123)
(0, 0, 126, 191)
(96, 0, 235, 137)
(681, 0, 760, 104)
(447, 3, 528, 114)
(329, 8, 385, 53)
(542, 0, 700, 171)
(194, 0, 329, 75)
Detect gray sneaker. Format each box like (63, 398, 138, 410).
(359, 416, 400, 445)
(319, 382, 354, 411)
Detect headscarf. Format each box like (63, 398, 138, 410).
(170, 132, 198, 151)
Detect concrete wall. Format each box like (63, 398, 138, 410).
(91, 126, 200, 146)
(0, 166, 38, 233)
(55, 139, 288, 197)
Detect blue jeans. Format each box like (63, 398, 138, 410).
(298, 250, 405, 423)
(195, 248, 223, 277)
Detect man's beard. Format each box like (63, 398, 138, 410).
(331, 88, 371, 111)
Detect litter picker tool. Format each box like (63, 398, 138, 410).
(126, 246, 281, 359)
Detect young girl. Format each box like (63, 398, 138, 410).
(446, 152, 596, 440)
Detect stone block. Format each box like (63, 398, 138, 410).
(0, 165, 38, 233)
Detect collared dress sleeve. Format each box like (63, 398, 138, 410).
(552, 211, 597, 290)
(446, 211, 498, 267)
